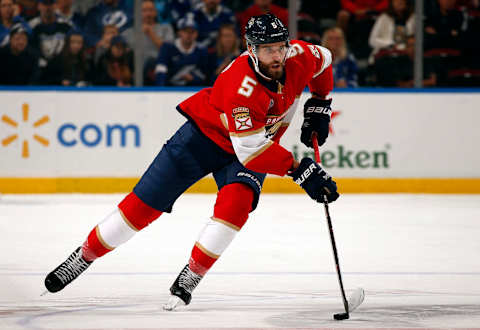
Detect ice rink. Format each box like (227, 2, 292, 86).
(1, 193, 479, 329)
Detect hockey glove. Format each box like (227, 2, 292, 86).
(300, 98, 332, 148)
(289, 158, 339, 203)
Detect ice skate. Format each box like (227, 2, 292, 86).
(163, 264, 203, 311)
(44, 247, 92, 293)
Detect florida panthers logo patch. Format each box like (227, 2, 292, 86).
(232, 107, 253, 131)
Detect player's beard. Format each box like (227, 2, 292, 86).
(259, 61, 284, 80)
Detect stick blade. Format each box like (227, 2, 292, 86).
(347, 287, 365, 312)
(333, 312, 349, 320)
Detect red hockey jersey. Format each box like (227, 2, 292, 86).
(178, 40, 333, 177)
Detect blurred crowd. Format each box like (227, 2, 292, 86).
(0, 0, 479, 88)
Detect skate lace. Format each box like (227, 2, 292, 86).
(54, 250, 90, 284)
(178, 267, 202, 293)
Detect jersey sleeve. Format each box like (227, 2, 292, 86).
(223, 76, 294, 176)
(306, 44, 334, 97)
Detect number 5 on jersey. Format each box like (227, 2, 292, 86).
(238, 76, 257, 97)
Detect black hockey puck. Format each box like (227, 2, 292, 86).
(333, 312, 349, 320)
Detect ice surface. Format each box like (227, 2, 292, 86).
(1, 193, 479, 329)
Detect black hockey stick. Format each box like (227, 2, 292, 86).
(312, 133, 364, 320)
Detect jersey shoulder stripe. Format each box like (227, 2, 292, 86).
(287, 40, 332, 78)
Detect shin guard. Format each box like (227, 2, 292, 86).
(82, 192, 162, 261)
(189, 183, 254, 275)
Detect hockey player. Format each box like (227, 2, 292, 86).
(44, 13, 339, 310)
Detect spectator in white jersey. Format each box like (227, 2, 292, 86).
(368, 0, 415, 64)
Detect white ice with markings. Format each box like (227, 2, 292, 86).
(1, 193, 479, 329)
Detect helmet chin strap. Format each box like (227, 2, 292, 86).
(284, 41, 293, 61)
(247, 43, 272, 81)
(247, 42, 291, 82)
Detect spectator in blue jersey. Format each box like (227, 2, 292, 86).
(322, 27, 358, 87)
(0, 26, 39, 84)
(154, 15, 209, 86)
(167, 0, 197, 22)
(55, 0, 85, 30)
(192, 0, 236, 51)
(29, 0, 73, 66)
(208, 23, 240, 83)
(40, 30, 93, 86)
(83, 0, 132, 48)
(0, 0, 31, 47)
(94, 35, 133, 86)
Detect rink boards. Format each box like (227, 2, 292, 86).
(0, 88, 479, 193)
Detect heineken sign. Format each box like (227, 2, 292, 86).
(292, 144, 390, 169)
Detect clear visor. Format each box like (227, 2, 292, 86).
(247, 41, 290, 81)
(255, 43, 289, 57)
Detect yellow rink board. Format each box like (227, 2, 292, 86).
(0, 177, 479, 194)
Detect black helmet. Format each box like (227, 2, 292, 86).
(245, 14, 289, 46)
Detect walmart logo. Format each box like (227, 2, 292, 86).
(1, 103, 50, 158)
(1, 103, 140, 159)
(57, 123, 140, 147)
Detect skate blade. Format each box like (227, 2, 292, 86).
(347, 287, 365, 312)
(40, 290, 49, 297)
(163, 296, 185, 311)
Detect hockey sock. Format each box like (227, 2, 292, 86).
(82, 192, 162, 262)
(189, 183, 254, 275)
